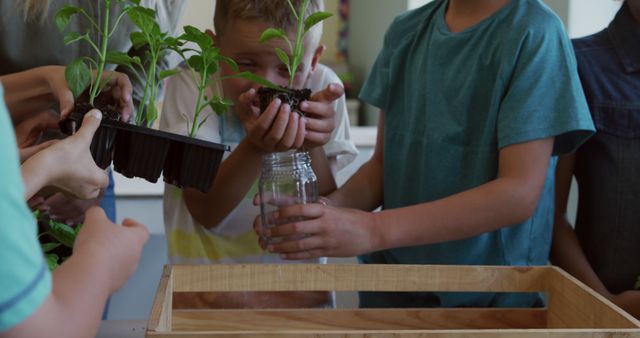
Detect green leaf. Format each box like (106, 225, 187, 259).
(130, 31, 148, 49)
(65, 59, 91, 98)
(274, 48, 291, 68)
(304, 11, 333, 33)
(45, 253, 60, 271)
(41, 242, 61, 253)
(128, 6, 157, 35)
(106, 51, 136, 67)
(232, 71, 287, 92)
(159, 69, 181, 81)
(187, 55, 204, 73)
(260, 28, 287, 43)
(218, 55, 238, 72)
(55, 5, 82, 32)
(181, 25, 212, 51)
(63, 31, 88, 45)
(48, 220, 76, 248)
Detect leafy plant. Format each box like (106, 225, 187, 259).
(107, 2, 182, 127)
(34, 210, 82, 271)
(175, 26, 281, 138)
(55, 0, 139, 107)
(259, 0, 332, 89)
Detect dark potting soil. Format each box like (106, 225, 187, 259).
(59, 91, 122, 134)
(257, 87, 312, 116)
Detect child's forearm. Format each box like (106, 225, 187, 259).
(1, 66, 57, 123)
(21, 147, 58, 200)
(328, 153, 384, 211)
(183, 139, 264, 228)
(550, 218, 610, 296)
(308, 147, 337, 196)
(372, 137, 554, 251)
(2, 253, 110, 338)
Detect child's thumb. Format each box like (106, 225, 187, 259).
(76, 109, 103, 142)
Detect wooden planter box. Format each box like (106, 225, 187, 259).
(146, 264, 640, 337)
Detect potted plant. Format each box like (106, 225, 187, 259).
(161, 26, 281, 192)
(256, 0, 333, 114)
(35, 210, 82, 271)
(55, 0, 141, 168)
(56, 1, 282, 192)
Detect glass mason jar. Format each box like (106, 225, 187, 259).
(259, 150, 318, 244)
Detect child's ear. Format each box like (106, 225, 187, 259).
(310, 44, 327, 72)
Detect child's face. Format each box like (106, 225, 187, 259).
(214, 19, 321, 105)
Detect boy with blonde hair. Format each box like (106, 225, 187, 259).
(160, 0, 357, 308)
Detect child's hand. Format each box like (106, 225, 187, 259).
(45, 110, 109, 199)
(237, 88, 306, 153)
(299, 83, 343, 149)
(253, 201, 380, 259)
(73, 207, 149, 294)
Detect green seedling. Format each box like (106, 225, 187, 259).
(259, 0, 332, 89)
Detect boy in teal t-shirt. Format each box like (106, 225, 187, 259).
(259, 0, 595, 308)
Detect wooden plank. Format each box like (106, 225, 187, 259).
(146, 328, 640, 337)
(147, 265, 173, 333)
(547, 266, 640, 329)
(171, 308, 547, 331)
(171, 264, 549, 293)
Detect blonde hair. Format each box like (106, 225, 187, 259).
(214, 0, 325, 47)
(16, 0, 51, 23)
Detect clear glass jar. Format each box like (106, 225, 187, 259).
(259, 150, 318, 243)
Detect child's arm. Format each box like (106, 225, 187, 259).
(185, 84, 343, 228)
(259, 111, 557, 259)
(1, 66, 133, 123)
(1, 208, 148, 338)
(183, 94, 306, 228)
(20, 111, 108, 200)
(550, 155, 640, 318)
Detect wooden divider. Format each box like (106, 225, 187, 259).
(145, 264, 640, 337)
(171, 264, 549, 293)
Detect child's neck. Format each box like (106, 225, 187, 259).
(445, 0, 510, 33)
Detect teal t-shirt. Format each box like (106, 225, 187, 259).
(358, 0, 594, 308)
(0, 85, 52, 331)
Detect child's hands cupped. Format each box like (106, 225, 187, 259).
(242, 96, 306, 153)
(299, 83, 343, 148)
(253, 202, 378, 259)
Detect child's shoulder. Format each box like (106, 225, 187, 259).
(504, 0, 566, 37)
(384, 1, 440, 43)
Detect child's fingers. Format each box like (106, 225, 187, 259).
(309, 83, 344, 103)
(253, 98, 281, 136)
(277, 112, 299, 150)
(293, 118, 306, 149)
(302, 112, 334, 133)
(264, 104, 292, 145)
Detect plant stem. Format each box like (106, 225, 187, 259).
(189, 67, 208, 137)
(90, 0, 111, 105)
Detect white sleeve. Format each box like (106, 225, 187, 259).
(159, 69, 198, 137)
(159, 69, 222, 143)
(307, 64, 359, 171)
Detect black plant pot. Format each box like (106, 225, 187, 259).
(60, 106, 229, 190)
(163, 133, 229, 192)
(60, 110, 117, 170)
(109, 121, 171, 183)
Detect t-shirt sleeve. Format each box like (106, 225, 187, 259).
(497, 20, 595, 155)
(159, 67, 198, 137)
(0, 86, 52, 331)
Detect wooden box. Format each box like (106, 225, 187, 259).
(146, 264, 640, 337)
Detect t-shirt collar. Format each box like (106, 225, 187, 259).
(608, 3, 640, 73)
